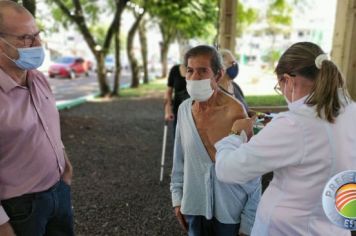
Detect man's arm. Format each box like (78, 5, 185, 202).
(0, 222, 16, 236)
(62, 149, 73, 185)
(0, 206, 14, 236)
(170, 116, 187, 232)
(164, 87, 174, 121)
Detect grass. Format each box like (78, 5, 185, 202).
(119, 79, 286, 107)
(245, 95, 287, 106)
(119, 78, 166, 98)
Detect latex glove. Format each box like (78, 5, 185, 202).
(231, 115, 257, 140)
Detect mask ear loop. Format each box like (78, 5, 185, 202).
(283, 74, 296, 103)
(289, 76, 295, 103)
(283, 77, 287, 96)
(0, 37, 18, 61)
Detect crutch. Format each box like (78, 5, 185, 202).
(159, 121, 169, 182)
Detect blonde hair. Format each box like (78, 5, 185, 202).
(219, 49, 235, 69)
(275, 42, 351, 123)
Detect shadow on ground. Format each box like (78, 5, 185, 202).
(60, 94, 183, 236)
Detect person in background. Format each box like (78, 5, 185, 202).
(218, 49, 248, 111)
(215, 41, 356, 236)
(170, 45, 260, 236)
(164, 63, 190, 134)
(0, 1, 74, 235)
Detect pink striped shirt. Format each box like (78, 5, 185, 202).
(0, 68, 65, 224)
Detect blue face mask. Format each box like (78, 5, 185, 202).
(1, 38, 45, 70)
(226, 63, 239, 79)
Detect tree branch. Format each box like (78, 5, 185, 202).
(103, 0, 129, 54)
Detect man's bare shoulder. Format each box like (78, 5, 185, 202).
(218, 92, 247, 117)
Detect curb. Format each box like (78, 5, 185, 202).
(55, 78, 153, 111)
(56, 92, 100, 110)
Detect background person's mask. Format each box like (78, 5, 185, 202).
(186, 78, 214, 102)
(226, 63, 238, 79)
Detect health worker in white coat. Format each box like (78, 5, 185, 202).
(214, 42, 356, 236)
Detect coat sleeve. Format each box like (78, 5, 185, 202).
(170, 110, 185, 207)
(215, 114, 305, 184)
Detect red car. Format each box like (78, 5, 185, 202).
(48, 56, 90, 79)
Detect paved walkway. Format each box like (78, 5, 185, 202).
(48, 71, 132, 110)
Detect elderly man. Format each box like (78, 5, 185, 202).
(170, 45, 261, 236)
(0, 1, 74, 235)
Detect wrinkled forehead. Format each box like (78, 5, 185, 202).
(187, 54, 212, 69)
(0, 7, 37, 33)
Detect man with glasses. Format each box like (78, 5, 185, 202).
(0, 1, 74, 235)
(170, 45, 261, 236)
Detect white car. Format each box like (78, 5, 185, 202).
(105, 55, 115, 73)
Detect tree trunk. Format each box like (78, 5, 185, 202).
(159, 23, 175, 78)
(95, 52, 110, 96)
(112, 20, 122, 96)
(11, 0, 36, 17)
(160, 40, 169, 78)
(139, 18, 149, 84)
(127, 41, 140, 88)
(52, 0, 129, 97)
(22, 0, 36, 17)
(127, 12, 145, 88)
(177, 37, 190, 62)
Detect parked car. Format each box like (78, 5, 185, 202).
(105, 55, 115, 73)
(104, 55, 130, 73)
(48, 56, 90, 79)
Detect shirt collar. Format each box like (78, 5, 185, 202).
(288, 94, 309, 111)
(0, 68, 32, 93)
(0, 67, 20, 93)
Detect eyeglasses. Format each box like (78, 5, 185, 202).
(274, 81, 282, 95)
(0, 30, 42, 47)
(274, 73, 296, 95)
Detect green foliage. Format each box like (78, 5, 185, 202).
(88, 25, 127, 54)
(45, 0, 109, 31)
(119, 79, 166, 98)
(147, 0, 219, 43)
(89, 25, 106, 46)
(266, 0, 293, 34)
(236, 3, 258, 37)
(261, 49, 281, 67)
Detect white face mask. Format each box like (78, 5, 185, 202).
(283, 80, 294, 105)
(186, 78, 214, 102)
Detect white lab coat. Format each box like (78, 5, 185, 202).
(215, 93, 355, 236)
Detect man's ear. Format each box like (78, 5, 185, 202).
(215, 69, 224, 82)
